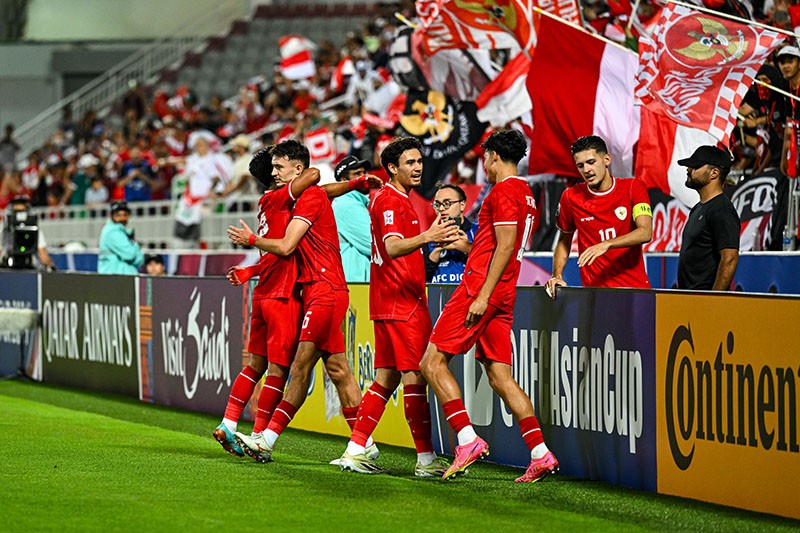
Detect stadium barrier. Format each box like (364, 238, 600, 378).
(1, 270, 797, 519)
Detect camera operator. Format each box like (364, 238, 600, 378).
(425, 184, 477, 284)
(98, 201, 143, 275)
(1, 195, 55, 271)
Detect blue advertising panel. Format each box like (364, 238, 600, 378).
(428, 286, 657, 490)
(0, 271, 39, 377)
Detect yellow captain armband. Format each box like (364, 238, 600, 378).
(633, 203, 652, 219)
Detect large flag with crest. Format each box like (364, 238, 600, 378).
(635, 4, 784, 146)
(414, 0, 580, 56)
(399, 89, 487, 198)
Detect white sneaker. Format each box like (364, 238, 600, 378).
(338, 451, 388, 474)
(329, 442, 380, 465)
(415, 456, 452, 477)
(234, 432, 273, 463)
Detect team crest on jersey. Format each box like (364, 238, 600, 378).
(384, 210, 394, 225)
(615, 207, 627, 220)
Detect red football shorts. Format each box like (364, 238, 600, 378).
(429, 284, 513, 364)
(247, 296, 302, 367)
(299, 282, 349, 354)
(374, 302, 432, 372)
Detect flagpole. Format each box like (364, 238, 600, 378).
(532, 6, 634, 55)
(626, 0, 642, 32)
(754, 79, 800, 103)
(664, 0, 796, 37)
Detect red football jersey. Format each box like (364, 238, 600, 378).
(556, 177, 651, 288)
(252, 185, 298, 300)
(291, 185, 348, 290)
(463, 176, 536, 311)
(369, 183, 427, 321)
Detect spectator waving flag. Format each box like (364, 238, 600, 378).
(279, 35, 317, 80)
(635, 4, 785, 146)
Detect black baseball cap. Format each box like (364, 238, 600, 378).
(110, 200, 130, 214)
(677, 146, 733, 169)
(334, 156, 370, 181)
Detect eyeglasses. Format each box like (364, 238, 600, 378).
(431, 199, 461, 210)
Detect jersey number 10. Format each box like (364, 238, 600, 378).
(599, 228, 617, 242)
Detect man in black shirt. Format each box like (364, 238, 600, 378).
(677, 146, 740, 291)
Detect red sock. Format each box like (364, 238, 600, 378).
(442, 398, 471, 433)
(341, 406, 359, 431)
(519, 416, 544, 450)
(265, 400, 299, 436)
(350, 382, 394, 446)
(403, 384, 433, 454)
(253, 375, 286, 433)
(223, 365, 262, 423)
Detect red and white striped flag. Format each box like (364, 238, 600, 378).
(279, 35, 317, 80)
(635, 4, 785, 146)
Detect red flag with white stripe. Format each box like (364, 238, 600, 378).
(476, 52, 532, 127)
(635, 107, 719, 207)
(635, 4, 784, 146)
(526, 15, 640, 178)
(279, 35, 317, 80)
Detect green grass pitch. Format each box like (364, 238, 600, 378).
(1, 381, 797, 532)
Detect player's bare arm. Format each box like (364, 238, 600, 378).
(227, 218, 310, 256)
(288, 167, 321, 198)
(577, 210, 653, 267)
(321, 174, 383, 199)
(384, 218, 458, 259)
(465, 224, 516, 329)
(547, 231, 572, 299)
(712, 248, 739, 290)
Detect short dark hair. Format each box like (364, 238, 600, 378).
(270, 139, 310, 168)
(435, 182, 466, 202)
(381, 137, 422, 176)
(571, 135, 608, 156)
(249, 145, 275, 189)
(481, 129, 527, 165)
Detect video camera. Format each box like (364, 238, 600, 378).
(2, 203, 39, 270)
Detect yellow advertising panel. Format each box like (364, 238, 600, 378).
(290, 284, 414, 448)
(656, 293, 800, 519)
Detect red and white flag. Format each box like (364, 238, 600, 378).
(330, 56, 354, 92)
(304, 127, 335, 164)
(526, 15, 640, 178)
(414, 0, 580, 56)
(635, 4, 784, 146)
(476, 52, 531, 127)
(635, 107, 718, 207)
(279, 35, 317, 80)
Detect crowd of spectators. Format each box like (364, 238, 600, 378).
(0, 0, 797, 248)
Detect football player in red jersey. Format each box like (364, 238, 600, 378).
(213, 145, 320, 457)
(546, 135, 652, 298)
(420, 129, 559, 482)
(227, 140, 381, 462)
(336, 137, 458, 475)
